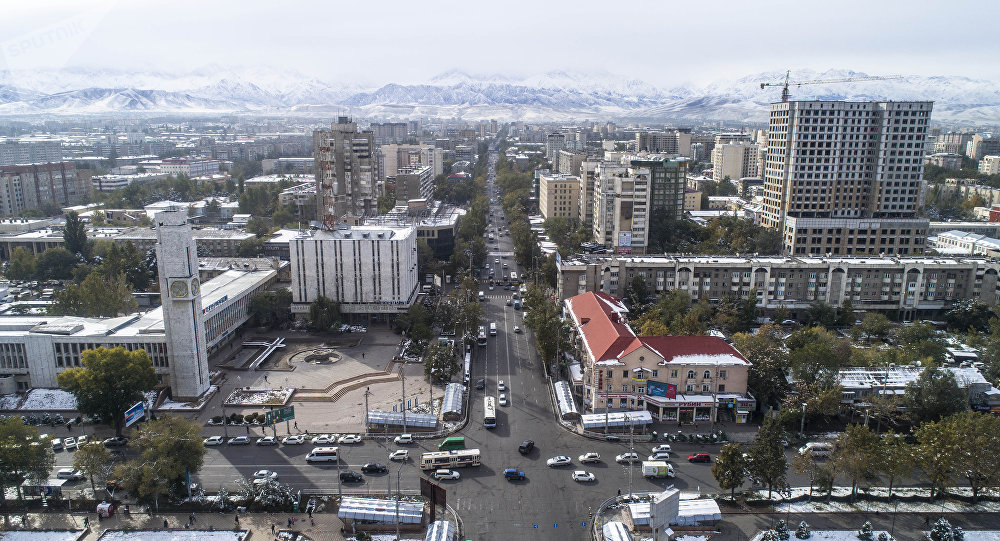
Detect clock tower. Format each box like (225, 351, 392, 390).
(154, 209, 210, 400)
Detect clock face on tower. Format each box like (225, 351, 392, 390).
(170, 280, 189, 298)
(190, 278, 200, 296)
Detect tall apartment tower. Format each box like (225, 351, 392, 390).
(314, 117, 377, 226)
(761, 100, 932, 256)
(154, 210, 210, 400)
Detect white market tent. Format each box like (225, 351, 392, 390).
(366, 410, 437, 428)
(425, 520, 457, 541)
(337, 496, 422, 524)
(602, 521, 634, 541)
(628, 498, 721, 527)
(441, 383, 465, 421)
(554, 380, 580, 420)
(580, 410, 651, 429)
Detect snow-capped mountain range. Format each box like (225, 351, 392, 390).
(0, 67, 997, 124)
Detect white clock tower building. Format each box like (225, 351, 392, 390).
(154, 209, 210, 400)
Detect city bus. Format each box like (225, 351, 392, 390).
(484, 396, 497, 429)
(420, 449, 482, 470)
(438, 436, 466, 450)
(477, 326, 488, 347)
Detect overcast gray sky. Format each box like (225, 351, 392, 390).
(1, 0, 996, 87)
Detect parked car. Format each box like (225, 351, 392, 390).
(361, 462, 388, 474)
(228, 436, 251, 445)
(63, 437, 77, 450)
(252, 470, 278, 484)
(394, 434, 413, 444)
(389, 449, 409, 461)
(75, 435, 89, 447)
(503, 468, 525, 481)
(615, 452, 640, 464)
(572, 470, 596, 482)
(651, 444, 672, 454)
(339, 470, 364, 483)
(648, 451, 672, 462)
(687, 452, 711, 463)
(311, 434, 336, 445)
(103, 436, 128, 448)
(578, 452, 601, 463)
(518, 440, 534, 454)
(203, 436, 225, 446)
(546, 455, 571, 467)
(51, 438, 63, 450)
(282, 435, 306, 445)
(338, 434, 362, 444)
(433, 469, 460, 480)
(256, 436, 278, 446)
(56, 468, 84, 481)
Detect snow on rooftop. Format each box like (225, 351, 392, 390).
(96, 531, 245, 541)
(19, 389, 77, 411)
(666, 354, 747, 366)
(0, 531, 84, 541)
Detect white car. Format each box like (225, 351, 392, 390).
(282, 435, 306, 445)
(56, 468, 84, 481)
(495, 258, 500, 264)
(252, 470, 278, 484)
(394, 434, 413, 445)
(651, 444, 672, 454)
(204, 436, 225, 446)
(389, 449, 409, 461)
(498, 393, 508, 406)
(546, 455, 572, 467)
(338, 434, 362, 444)
(311, 434, 336, 445)
(75, 435, 89, 447)
(228, 436, 251, 445)
(572, 470, 596, 482)
(51, 438, 63, 450)
(63, 437, 77, 450)
(648, 451, 672, 462)
(256, 436, 278, 446)
(433, 469, 460, 480)
(616, 452, 640, 464)
(498, 380, 506, 391)
(578, 452, 601, 463)
(513, 326, 521, 333)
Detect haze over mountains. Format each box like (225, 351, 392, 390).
(0, 67, 996, 124)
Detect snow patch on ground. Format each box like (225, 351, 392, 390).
(0, 531, 82, 541)
(752, 531, 895, 541)
(224, 387, 292, 406)
(97, 531, 245, 541)
(759, 485, 1000, 514)
(0, 393, 21, 409)
(966, 533, 1000, 541)
(159, 385, 218, 410)
(20, 389, 77, 410)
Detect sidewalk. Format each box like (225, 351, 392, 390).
(1, 511, 350, 540)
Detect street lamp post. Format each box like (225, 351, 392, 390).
(799, 402, 807, 435)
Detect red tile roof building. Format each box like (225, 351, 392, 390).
(564, 291, 756, 424)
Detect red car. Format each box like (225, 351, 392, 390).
(687, 452, 711, 463)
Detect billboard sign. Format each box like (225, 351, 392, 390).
(264, 406, 295, 425)
(618, 231, 632, 247)
(124, 401, 145, 427)
(646, 381, 678, 399)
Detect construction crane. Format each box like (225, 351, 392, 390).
(760, 70, 903, 102)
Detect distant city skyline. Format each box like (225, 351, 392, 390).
(1, 0, 996, 88)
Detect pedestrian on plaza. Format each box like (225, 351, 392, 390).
(617, 489, 621, 496)
(271, 523, 276, 534)
(83, 517, 89, 528)
(163, 519, 169, 529)
(246, 425, 250, 434)
(310, 517, 314, 527)
(294, 421, 298, 430)
(287, 517, 293, 527)
(362, 352, 365, 359)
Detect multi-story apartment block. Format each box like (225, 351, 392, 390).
(314, 117, 377, 225)
(968, 135, 1000, 161)
(761, 100, 932, 256)
(378, 144, 445, 179)
(0, 162, 87, 217)
(558, 254, 1000, 322)
(565, 291, 754, 423)
(0, 141, 63, 166)
(538, 173, 581, 221)
(634, 130, 692, 155)
(934, 132, 972, 155)
(555, 149, 586, 176)
(711, 142, 759, 182)
(578, 162, 598, 229)
(925, 153, 963, 170)
(980, 155, 1000, 176)
(591, 156, 687, 255)
(278, 183, 317, 220)
(546, 133, 566, 162)
(160, 157, 221, 177)
(370, 122, 409, 144)
(393, 165, 434, 203)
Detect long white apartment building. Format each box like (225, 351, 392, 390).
(289, 224, 418, 319)
(558, 253, 1000, 322)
